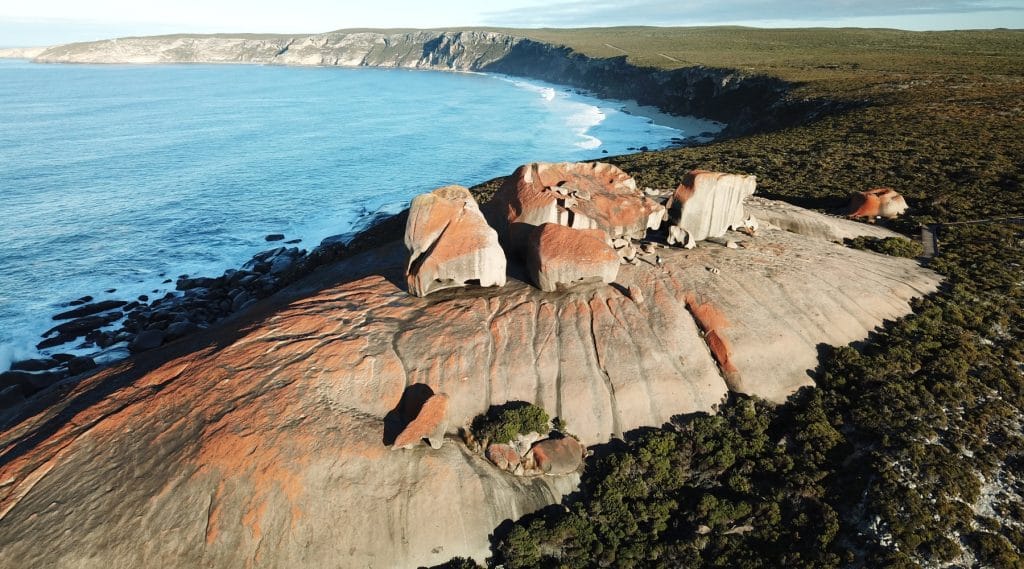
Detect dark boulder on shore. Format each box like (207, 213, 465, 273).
(10, 357, 60, 372)
(52, 299, 128, 320)
(129, 329, 165, 353)
(66, 356, 96, 376)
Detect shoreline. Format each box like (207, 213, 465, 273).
(0, 61, 716, 378)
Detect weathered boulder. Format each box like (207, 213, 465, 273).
(405, 185, 506, 297)
(848, 187, 909, 219)
(529, 437, 585, 475)
(393, 393, 450, 450)
(666, 170, 757, 248)
(486, 443, 521, 471)
(745, 196, 909, 242)
(527, 224, 619, 292)
(488, 162, 665, 247)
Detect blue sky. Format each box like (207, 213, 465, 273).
(1, 1, 1022, 46)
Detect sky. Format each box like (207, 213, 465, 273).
(1, 0, 1022, 46)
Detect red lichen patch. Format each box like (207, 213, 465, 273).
(705, 330, 739, 374)
(684, 293, 731, 333)
(685, 294, 739, 378)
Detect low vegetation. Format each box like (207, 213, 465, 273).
(845, 236, 924, 258)
(470, 402, 551, 447)
(450, 27, 1024, 568)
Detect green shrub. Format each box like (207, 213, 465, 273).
(845, 236, 924, 257)
(471, 402, 550, 446)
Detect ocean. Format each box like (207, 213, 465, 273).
(0, 59, 721, 369)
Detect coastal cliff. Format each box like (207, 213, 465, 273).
(32, 30, 817, 136)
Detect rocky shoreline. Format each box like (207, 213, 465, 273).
(0, 233, 352, 408)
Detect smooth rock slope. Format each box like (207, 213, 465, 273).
(0, 204, 940, 568)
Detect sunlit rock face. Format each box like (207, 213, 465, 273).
(666, 170, 757, 248)
(527, 224, 620, 292)
(488, 161, 665, 251)
(404, 185, 506, 297)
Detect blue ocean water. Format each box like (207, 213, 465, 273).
(0, 60, 719, 368)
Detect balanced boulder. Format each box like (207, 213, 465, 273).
(527, 223, 619, 292)
(529, 437, 585, 475)
(848, 187, 908, 219)
(405, 185, 506, 297)
(489, 162, 665, 247)
(666, 170, 757, 248)
(392, 393, 450, 450)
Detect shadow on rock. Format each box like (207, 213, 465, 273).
(383, 383, 436, 446)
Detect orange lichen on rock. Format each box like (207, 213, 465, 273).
(685, 293, 740, 378)
(529, 437, 585, 475)
(405, 185, 506, 297)
(527, 223, 620, 292)
(847, 187, 908, 219)
(392, 393, 450, 450)
(489, 161, 665, 247)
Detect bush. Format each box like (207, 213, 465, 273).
(471, 402, 550, 446)
(845, 236, 924, 257)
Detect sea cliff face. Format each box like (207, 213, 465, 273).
(33, 30, 814, 136)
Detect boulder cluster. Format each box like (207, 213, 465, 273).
(486, 434, 586, 477)
(403, 161, 765, 297)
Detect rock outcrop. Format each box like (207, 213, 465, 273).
(666, 170, 757, 248)
(529, 437, 585, 476)
(405, 185, 506, 297)
(0, 198, 941, 568)
(488, 162, 665, 248)
(392, 393, 450, 450)
(527, 224, 620, 292)
(848, 187, 909, 219)
(745, 196, 909, 242)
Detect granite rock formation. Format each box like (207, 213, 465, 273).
(405, 185, 506, 297)
(488, 162, 665, 249)
(745, 196, 908, 242)
(666, 170, 757, 248)
(848, 187, 909, 219)
(527, 224, 620, 292)
(529, 437, 585, 476)
(0, 197, 941, 568)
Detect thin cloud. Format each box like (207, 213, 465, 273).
(482, 0, 1024, 27)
